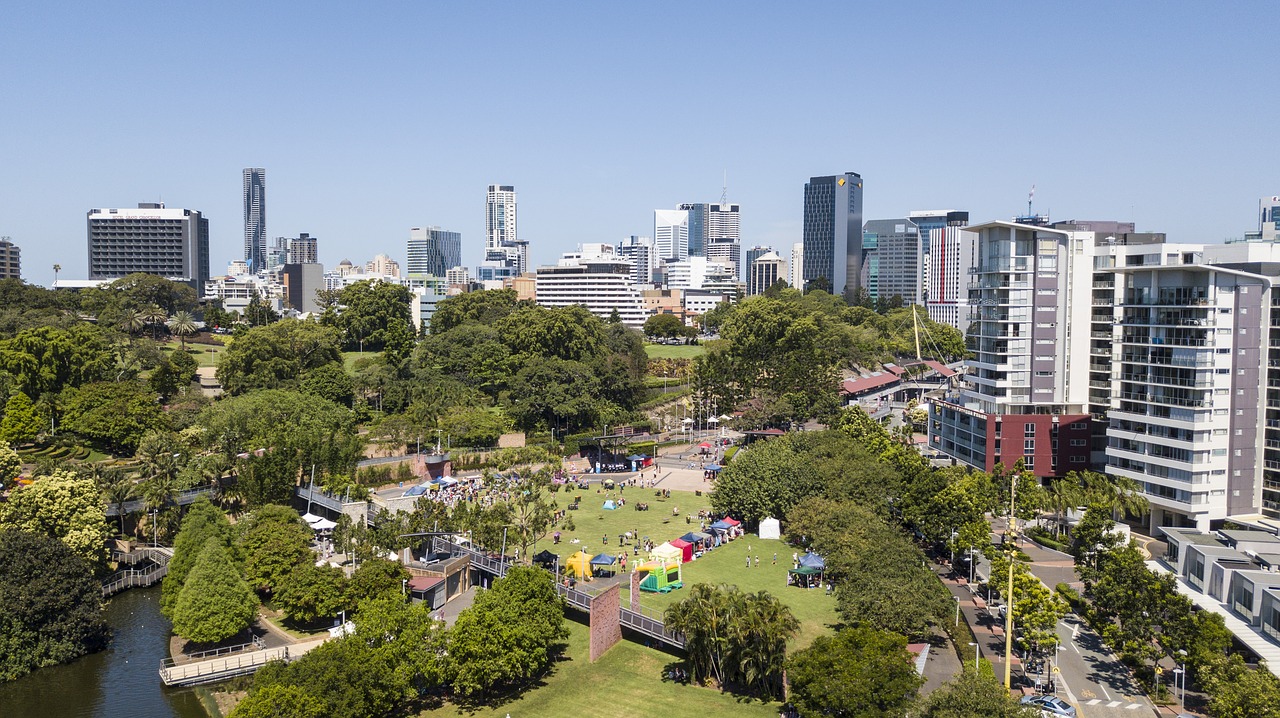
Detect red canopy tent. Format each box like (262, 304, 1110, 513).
(669, 538, 694, 562)
(723, 518, 741, 528)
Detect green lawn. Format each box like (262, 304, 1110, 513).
(342, 350, 371, 373)
(643, 343, 706, 360)
(417, 619, 777, 718)
(160, 340, 222, 367)
(534, 488, 838, 649)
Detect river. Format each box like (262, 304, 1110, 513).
(0, 587, 209, 718)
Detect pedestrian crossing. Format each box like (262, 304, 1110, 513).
(1083, 699, 1144, 710)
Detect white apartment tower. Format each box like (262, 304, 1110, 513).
(790, 243, 804, 288)
(535, 244, 650, 328)
(486, 185, 517, 251)
(654, 209, 690, 262)
(925, 226, 977, 334)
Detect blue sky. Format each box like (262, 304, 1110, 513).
(1, 2, 1274, 286)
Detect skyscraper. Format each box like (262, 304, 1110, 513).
(87, 203, 210, 293)
(289, 233, 318, 264)
(243, 168, 266, 272)
(654, 209, 690, 261)
(708, 203, 740, 244)
(748, 251, 786, 296)
(617, 235, 656, 285)
(679, 203, 708, 257)
(802, 172, 863, 297)
(861, 219, 922, 304)
(0, 237, 19, 280)
(408, 226, 462, 277)
(789, 243, 804, 288)
(486, 185, 517, 250)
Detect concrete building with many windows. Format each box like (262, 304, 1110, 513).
(706, 237, 742, 280)
(654, 209, 690, 262)
(789, 242, 804, 289)
(0, 237, 19, 280)
(748, 251, 786, 296)
(862, 218, 922, 304)
(87, 203, 210, 294)
(408, 226, 461, 278)
(678, 203, 708, 257)
(925, 225, 977, 333)
(616, 235, 656, 286)
(535, 244, 649, 328)
(802, 172, 863, 297)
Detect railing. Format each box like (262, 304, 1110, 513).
(159, 645, 292, 687)
(105, 486, 218, 517)
(161, 636, 266, 671)
(101, 547, 174, 597)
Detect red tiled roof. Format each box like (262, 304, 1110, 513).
(922, 360, 957, 377)
(883, 363, 906, 376)
(841, 372, 900, 396)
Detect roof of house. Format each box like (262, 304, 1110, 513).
(408, 575, 444, 592)
(841, 372, 900, 396)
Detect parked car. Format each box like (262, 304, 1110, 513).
(1019, 695, 1076, 717)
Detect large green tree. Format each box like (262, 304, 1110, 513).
(0, 439, 21, 488)
(275, 563, 347, 625)
(0, 392, 43, 444)
(786, 627, 923, 718)
(236, 505, 314, 595)
(913, 670, 1037, 717)
(347, 559, 410, 607)
(320, 280, 415, 363)
(0, 324, 116, 397)
(0, 469, 109, 566)
(0, 529, 110, 681)
(161, 498, 232, 618)
(445, 565, 568, 697)
(428, 288, 521, 335)
(227, 684, 326, 718)
(171, 537, 258, 644)
(60, 380, 164, 454)
(215, 321, 342, 395)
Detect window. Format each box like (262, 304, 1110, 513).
(1025, 423, 1036, 435)
(1024, 439, 1035, 452)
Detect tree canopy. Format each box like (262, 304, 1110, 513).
(61, 380, 164, 454)
(161, 498, 232, 618)
(787, 626, 924, 718)
(0, 469, 109, 566)
(171, 537, 258, 644)
(320, 280, 415, 363)
(216, 321, 343, 395)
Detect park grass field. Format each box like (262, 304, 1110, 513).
(159, 339, 222, 367)
(416, 619, 777, 718)
(342, 350, 370, 373)
(643, 343, 706, 360)
(531, 487, 838, 649)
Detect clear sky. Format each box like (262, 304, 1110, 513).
(1, 2, 1274, 286)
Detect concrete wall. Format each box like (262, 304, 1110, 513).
(589, 583, 622, 662)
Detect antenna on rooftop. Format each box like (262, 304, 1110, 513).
(721, 171, 728, 205)
(1027, 184, 1035, 217)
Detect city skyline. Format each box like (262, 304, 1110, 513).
(2, 4, 1277, 286)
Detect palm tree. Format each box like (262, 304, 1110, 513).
(167, 310, 198, 350)
(141, 305, 168, 341)
(119, 308, 146, 336)
(99, 469, 138, 537)
(52, 264, 61, 286)
(1045, 477, 1083, 537)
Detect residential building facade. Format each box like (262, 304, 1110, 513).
(0, 237, 19, 280)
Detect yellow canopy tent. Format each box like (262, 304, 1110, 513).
(650, 542, 683, 565)
(565, 550, 594, 581)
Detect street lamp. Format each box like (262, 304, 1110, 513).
(1177, 648, 1188, 707)
(968, 642, 980, 674)
(954, 595, 961, 627)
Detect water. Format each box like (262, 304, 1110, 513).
(0, 588, 208, 718)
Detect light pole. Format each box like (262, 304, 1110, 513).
(401, 578, 408, 596)
(954, 595, 961, 627)
(1177, 648, 1188, 708)
(969, 642, 980, 674)
(1004, 473, 1018, 690)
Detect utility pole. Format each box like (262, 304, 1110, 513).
(1004, 471, 1018, 689)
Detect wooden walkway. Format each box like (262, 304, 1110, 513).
(102, 547, 174, 598)
(159, 636, 327, 687)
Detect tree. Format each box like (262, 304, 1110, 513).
(167, 310, 198, 350)
(347, 559, 410, 607)
(644, 312, 687, 341)
(236, 505, 314, 596)
(0, 469, 109, 566)
(1200, 653, 1280, 718)
(0, 324, 116, 397)
(0, 391, 43, 444)
(445, 565, 568, 697)
(275, 563, 347, 625)
(215, 321, 343, 395)
(787, 627, 923, 718)
(172, 537, 258, 644)
(710, 432, 827, 524)
(148, 357, 183, 398)
(161, 498, 232, 619)
(228, 684, 326, 718)
(249, 634, 405, 718)
(60, 380, 164, 454)
(319, 280, 415, 362)
(987, 550, 1068, 658)
(0, 529, 110, 681)
(505, 357, 603, 432)
(439, 406, 512, 448)
(913, 669, 1037, 718)
(507, 472, 559, 560)
(299, 362, 355, 407)
(0, 439, 20, 489)
(429, 288, 521, 335)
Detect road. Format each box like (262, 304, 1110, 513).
(985, 522, 1158, 718)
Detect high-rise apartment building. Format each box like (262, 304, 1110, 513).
(408, 226, 462, 278)
(243, 168, 266, 272)
(655, 209, 690, 262)
(706, 238, 742, 280)
(925, 226, 977, 334)
(87, 203, 210, 294)
(862, 219, 922, 304)
(365, 254, 401, 278)
(289, 233, 318, 264)
(709, 203, 741, 243)
(790, 243, 804, 288)
(929, 221, 1096, 477)
(1240, 196, 1280, 243)
(748, 251, 786, 296)
(0, 237, 19, 280)
(486, 185, 517, 250)
(617, 235, 656, 285)
(802, 172, 863, 297)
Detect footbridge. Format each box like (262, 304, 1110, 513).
(105, 486, 219, 517)
(429, 538, 685, 650)
(159, 636, 327, 687)
(102, 547, 173, 598)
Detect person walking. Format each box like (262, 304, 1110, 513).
(772, 552, 777, 565)
(745, 554, 751, 568)
(754, 555, 760, 568)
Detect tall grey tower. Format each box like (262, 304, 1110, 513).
(802, 172, 863, 297)
(243, 168, 266, 272)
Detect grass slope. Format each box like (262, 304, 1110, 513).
(417, 619, 777, 718)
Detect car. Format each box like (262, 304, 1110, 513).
(1019, 695, 1076, 717)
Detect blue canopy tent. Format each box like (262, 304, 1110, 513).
(591, 552, 619, 576)
(798, 552, 825, 569)
(705, 464, 722, 472)
(679, 531, 704, 544)
(709, 520, 732, 531)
